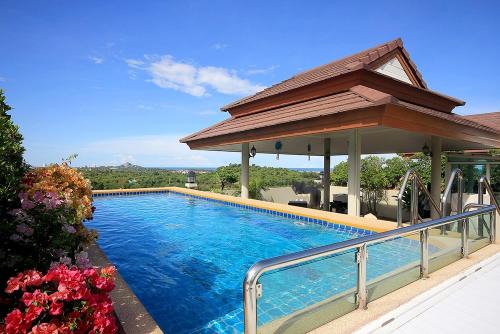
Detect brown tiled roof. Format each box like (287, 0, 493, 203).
(181, 86, 498, 143)
(182, 89, 374, 142)
(222, 38, 426, 110)
(462, 112, 500, 132)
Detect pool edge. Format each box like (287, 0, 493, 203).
(92, 187, 398, 233)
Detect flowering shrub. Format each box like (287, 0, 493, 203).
(0, 264, 117, 334)
(22, 164, 93, 222)
(0, 164, 97, 282)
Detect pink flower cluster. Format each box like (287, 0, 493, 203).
(1, 265, 117, 334)
(19, 191, 64, 211)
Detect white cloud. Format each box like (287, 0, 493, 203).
(247, 65, 279, 75)
(81, 135, 239, 167)
(89, 56, 104, 64)
(212, 43, 228, 50)
(125, 55, 266, 97)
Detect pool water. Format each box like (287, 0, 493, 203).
(89, 192, 420, 333)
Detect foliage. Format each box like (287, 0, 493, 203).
(80, 167, 187, 190)
(360, 156, 389, 214)
(1, 264, 117, 334)
(80, 165, 319, 194)
(0, 164, 97, 281)
(330, 161, 348, 186)
(384, 156, 409, 189)
(216, 164, 239, 191)
(0, 89, 26, 212)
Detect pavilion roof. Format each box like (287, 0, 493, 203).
(181, 39, 500, 151)
(181, 85, 499, 146)
(463, 112, 500, 132)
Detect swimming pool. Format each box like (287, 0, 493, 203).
(90, 191, 421, 333)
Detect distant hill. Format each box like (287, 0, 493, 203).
(116, 162, 143, 169)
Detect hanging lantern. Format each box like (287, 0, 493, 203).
(307, 143, 311, 161)
(250, 145, 257, 158)
(275, 141, 282, 160)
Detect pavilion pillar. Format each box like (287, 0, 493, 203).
(486, 163, 491, 181)
(431, 136, 442, 219)
(241, 143, 249, 199)
(323, 138, 331, 211)
(348, 130, 361, 217)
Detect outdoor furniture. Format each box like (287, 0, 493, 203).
(288, 200, 308, 208)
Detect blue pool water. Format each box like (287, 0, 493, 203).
(89, 192, 420, 333)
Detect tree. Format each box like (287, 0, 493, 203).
(330, 161, 348, 186)
(361, 156, 389, 215)
(0, 89, 26, 212)
(385, 156, 409, 189)
(216, 164, 239, 191)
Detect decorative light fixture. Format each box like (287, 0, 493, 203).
(250, 145, 257, 158)
(422, 143, 431, 156)
(275, 141, 282, 160)
(307, 143, 312, 161)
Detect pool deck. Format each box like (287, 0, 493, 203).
(310, 243, 500, 334)
(92, 187, 398, 233)
(355, 250, 500, 334)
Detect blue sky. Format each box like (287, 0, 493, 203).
(1, 0, 499, 168)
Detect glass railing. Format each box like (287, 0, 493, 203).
(243, 205, 496, 334)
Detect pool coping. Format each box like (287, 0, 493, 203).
(92, 187, 398, 233)
(86, 242, 163, 334)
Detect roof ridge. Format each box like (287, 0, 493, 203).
(222, 38, 408, 111)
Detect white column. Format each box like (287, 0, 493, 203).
(486, 163, 491, 181)
(431, 136, 442, 219)
(323, 138, 331, 211)
(348, 130, 361, 216)
(241, 143, 249, 199)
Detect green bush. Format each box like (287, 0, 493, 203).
(0, 90, 26, 212)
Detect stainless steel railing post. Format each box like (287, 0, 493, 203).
(411, 176, 419, 225)
(420, 229, 429, 278)
(243, 278, 258, 334)
(462, 217, 469, 258)
(356, 244, 368, 310)
(491, 211, 496, 244)
(479, 181, 484, 237)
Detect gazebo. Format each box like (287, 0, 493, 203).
(181, 38, 500, 217)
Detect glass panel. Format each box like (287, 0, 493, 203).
(367, 232, 421, 302)
(468, 212, 492, 253)
(428, 221, 462, 273)
(256, 250, 357, 334)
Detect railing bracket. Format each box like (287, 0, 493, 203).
(256, 283, 263, 299)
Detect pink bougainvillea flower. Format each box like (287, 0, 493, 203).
(19, 192, 35, 210)
(5, 272, 24, 293)
(4, 309, 26, 334)
(16, 223, 34, 236)
(31, 322, 59, 334)
(75, 251, 91, 269)
(62, 224, 76, 234)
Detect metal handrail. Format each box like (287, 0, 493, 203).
(463, 203, 492, 237)
(441, 168, 464, 217)
(479, 176, 500, 216)
(397, 169, 442, 227)
(243, 205, 496, 333)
